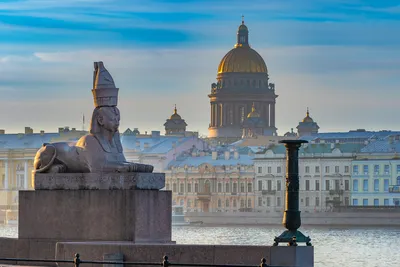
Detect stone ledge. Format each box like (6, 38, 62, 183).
(33, 172, 165, 190)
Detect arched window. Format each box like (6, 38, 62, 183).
(205, 180, 211, 193)
(240, 199, 245, 208)
(187, 183, 192, 192)
(240, 183, 245, 193)
(173, 183, 177, 192)
(247, 199, 252, 208)
(195, 183, 199, 192)
(218, 183, 222, 192)
(180, 183, 184, 193)
(247, 183, 252, 192)
(187, 199, 192, 208)
(225, 183, 230, 192)
(218, 199, 222, 208)
(240, 106, 245, 123)
(233, 199, 237, 207)
(233, 183, 238, 193)
(225, 199, 230, 207)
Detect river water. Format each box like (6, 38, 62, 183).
(1, 225, 399, 267)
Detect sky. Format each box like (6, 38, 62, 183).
(0, 0, 399, 136)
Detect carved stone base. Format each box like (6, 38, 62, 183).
(33, 172, 165, 190)
(19, 190, 172, 242)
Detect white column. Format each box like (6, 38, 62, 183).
(24, 160, 29, 190)
(4, 160, 8, 190)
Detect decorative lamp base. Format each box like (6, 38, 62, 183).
(273, 230, 312, 247)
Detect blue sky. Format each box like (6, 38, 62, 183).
(0, 0, 399, 136)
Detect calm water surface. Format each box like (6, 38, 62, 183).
(1, 225, 399, 267)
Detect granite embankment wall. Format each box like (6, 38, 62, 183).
(185, 212, 400, 226)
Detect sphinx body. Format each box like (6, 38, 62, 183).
(33, 62, 154, 174)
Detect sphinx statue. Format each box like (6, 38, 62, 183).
(33, 62, 153, 173)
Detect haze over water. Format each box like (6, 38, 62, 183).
(1, 225, 399, 267)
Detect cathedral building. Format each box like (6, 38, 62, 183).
(164, 105, 187, 136)
(296, 108, 320, 137)
(208, 18, 277, 140)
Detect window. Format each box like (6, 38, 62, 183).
(240, 199, 245, 208)
(315, 197, 320, 206)
(305, 197, 310, 207)
(277, 180, 281, 191)
(187, 184, 192, 192)
(194, 199, 198, 207)
(363, 199, 368, 206)
(240, 107, 245, 123)
(335, 166, 339, 173)
(247, 183, 252, 192)
(335, 180, 340, 190)
(353, 180, 358, 191)
(325, 166, 330, 173)
(233, 183, 237, 193)
(218, 199, 222, 208)
(345, 197, 349, 205)
(217, 183, 222, 193)
(315, 166, 320, 173)
(226, 199, 230, 207)
(187, 199, 191, 208)
(374, 199, 379, 206)
(166, 183, 170, 190)
(268, 167, 271, 173)
(277, 197, 281, 207)
(305, 180, 310, 191)
(384, 179, 389, 191)
(173, 183, 177, 192)
(374, 165, 379, 174)
(305, 166, 310, 173)
(267, 197, 271, 206)
(345, 180, 349, 191)
(325, 180, 330, 191)
(225, 183, 230, 192)
(363, 165, 369, 174)
(180, 183, 184, 193)
(247, 199, 251, 208)
(384, 165, 389, 174)
(353, 199, 358, 206)
(353, 165, 359, 174)
(315, 180, 320, 191)
(398, 176, 400, 185)
(195, 183, 199, 192)
(374, 179, 379, 192)
(258, 181, 262, 191)
(397, 165, 400, 173)
(363, 180, 368, 191)
(258, 197, 262, 206)
(240, 183, 245, 193)
(258, 167, 262, 173)
(179, 199, 184, 206)
(345, 166, 349, 173)
(233, 199, 237, 207)
(384, 199, 389, 206)
(267, 180, 272, 190)
(277, 167, 281, 173)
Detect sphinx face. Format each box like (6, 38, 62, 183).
(98, 106, 120, 133)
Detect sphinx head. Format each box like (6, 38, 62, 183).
(90, 106, 120, 134)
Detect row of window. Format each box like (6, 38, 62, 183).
(166, 183, 253, 193)
(352, 198, 391, 206)
(257, 196, 350, 207)
(258, 179, 350, 191)
(258, 165, 350, 174)
(352, 164, 400, 174)
(352, 179, 392, 192)
(172, 198, 252, 209)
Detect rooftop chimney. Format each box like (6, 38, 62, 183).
(40, 130, 45, 135)
(58, 127, 64, 133)
(151, 131, 160, 139)
(24, 127, 33, 134)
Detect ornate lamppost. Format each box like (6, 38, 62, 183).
(273, 140, 312, 246)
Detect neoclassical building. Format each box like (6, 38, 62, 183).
(208, 18, 277, 139)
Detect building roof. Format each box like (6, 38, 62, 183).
(258, 143, 365, 156)
(360, 137, 400, 153)
(300, 130, 400, 141)
(168, 154, 254, 168)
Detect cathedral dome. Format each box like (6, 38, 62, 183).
(302, 108, 314, 123)
(247, 103, 260, 118)
(217, 18, 267, 74)
(170, 105, 182, 120)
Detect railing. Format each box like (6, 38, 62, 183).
(0, 254, 283, 267)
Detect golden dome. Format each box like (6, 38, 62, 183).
(302, 108, 314, 123)
(217, 18, 267, 74)
(218, 47, 267, 74)
(247, 103, 260, 118)
(170, 105, 182, 120)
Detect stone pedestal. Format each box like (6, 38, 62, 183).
(19, 178, 171, 243)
